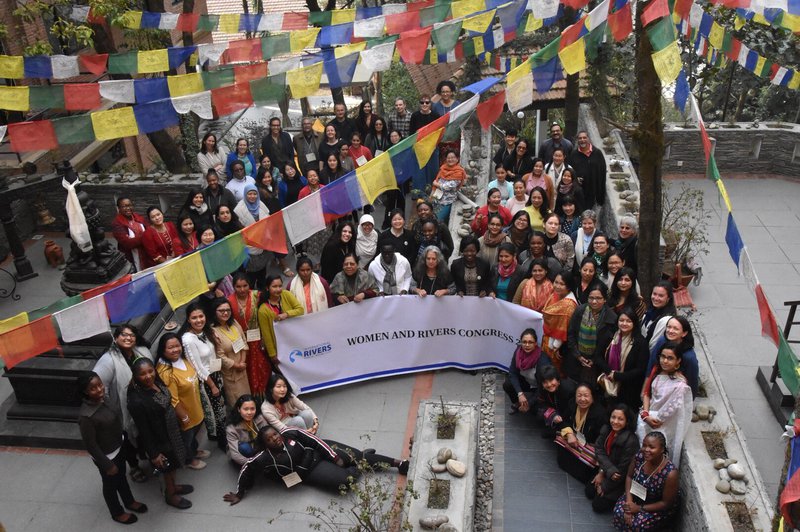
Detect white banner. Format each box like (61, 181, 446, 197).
(275, 296, 543, 394)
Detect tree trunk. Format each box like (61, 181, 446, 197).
(560, 7, 580, 139)
(330, 87, 345, 106)
(633, 0, 664, 298)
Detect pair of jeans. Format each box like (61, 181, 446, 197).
(181, 424, 201, 464)
(94, 451, 135, 518)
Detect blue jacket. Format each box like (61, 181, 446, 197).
(226, 152, 257, 179)
(278, 175, 308, 208)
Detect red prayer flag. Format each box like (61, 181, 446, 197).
(408, 0, 436, 12)
(560, 16, 588, 49)
(564, 0, 591, 9)
(0, 316, 60, 369)
(221, 39, 262, 64)
(698, 120, 711, 162)
(80, 274, 132, 301)
(723, 0, 751, 7)
(756, 284, 781, 347)
(8, 121, 57, 152)
(176, 13, 199, 32)
(234, 63, 268, 83)
(86, 8, 105, 24)
(608, 3, 633, 41)
(211, 82, 254, 117)
(725, 39, 742, 61)
(63, 83, 102, 110)
(282, 12, 308, 30)
(477, 90, 506, 130)
(386, 11, 422, 34)
(417, 113, 449, 140)
(454, 42, 464, 60)
(396, 27, 432, 64)
(641, 0, 669, 27)
(242, 213, 288, 254)
(674, 0, 692, 20)
(79, 54, 108, 75)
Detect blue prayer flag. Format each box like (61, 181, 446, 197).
(320, 172, 364, 215)
(325, 52, 360, 89)
(239, 14, 261, 32)
(533, 56, 563, 94)
(789, 0, 799, 15)
(356, 6, 381, 19)
(24, 56, 53, 79)
(318, 23, 354, 47)
(699, 13, 713, 37)
(141, 11, 161, 28)
(725, 213, 745, 271)
(498, 0, 527, 33)
(134, 99, 179, 134)
(462, 77, 501, 95)
(673, 70, 689, 114)
(168, 46, 197, 69)
(745, 50, 758, 71)
(104, 274, 161, 323)
(134, 77, 169, 103)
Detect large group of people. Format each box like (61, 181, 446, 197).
(90, 93, 688, 530)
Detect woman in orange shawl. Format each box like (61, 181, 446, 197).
(227, 272, 271, 403)
(431, 149, 466, 224)
(542, 270, 579, 376)
(512, 258, 554, 313)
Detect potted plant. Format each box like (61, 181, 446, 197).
(661, 182, 711, 288)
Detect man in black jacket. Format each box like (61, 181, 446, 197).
(568, 131, 607, 209)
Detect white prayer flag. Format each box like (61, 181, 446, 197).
(587, 0, 610, 30)
(197, 43, 228, 64)
(772, 66, 789, 85)
(0, 125, 7, 143)
(282, 192, 326, 245)
(51, 55, 80, 79)
(449, 93, 479, 123)
(382, 3, 407, 14)
(506, 74, 534, 112)
(740, 248, 758, 292)
(354, 16, 386, 38)
(55, 296, 110, 343)
(171, 91, 213, 119)
(531, 0, 559, 20)
(257, 14, 284, 31)
(70, 5, 90, 22)
(359, 42, 394, 75)
(99, 80, 136, 103)
(689, 3, 704, 29)
(158, 13, 180, 30)
(269, 57, 302, 75)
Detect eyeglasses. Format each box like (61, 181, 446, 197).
(118, 332, 136, 338)
(216, 308, 231, 314)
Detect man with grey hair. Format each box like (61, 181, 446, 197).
(573, 209, 600, 263)
(387, 97, 411, 138)
(293, 116, 321, 173)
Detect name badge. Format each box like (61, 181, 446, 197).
(282, 472, 302, 488)
(232, 337, 247, 352)
(630, 479, 647, 501)
(209, 357, 222, 373)
(356, 155, 368, 166)
(375, 150, 384, 157)
(246, 328, 261, 342)
(575, 431, 586, 447)
(305, 152, 316, 163)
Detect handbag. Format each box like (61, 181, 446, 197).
(430, 187, 444, 202)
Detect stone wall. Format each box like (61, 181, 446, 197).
(622, 122, 800, 178)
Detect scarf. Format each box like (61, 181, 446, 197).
(605, 429, 618, 455)
(577, 306, 600, 357)
(521, 278, 555, 313)
(190, 202, 209, 216)
(483, 229, 508, 247)
(497, 257, 518, 279)
(515, 345, 542, 371)
(508, 226, 530, 251)
(543, 233, 559, 258)
(243, 183, 261, 220)
(558, 180, 574, 196)
(356, 214, 378, 263)
(437, 164, 467, 182)
(607, 331, 633, 371)
(108, 344, 150, 436)
(289, 274, 327, 313)
(380, 253, 398, 295)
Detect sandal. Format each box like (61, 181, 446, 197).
(129, 467, 148, 483)
(125, 501, 148, 514)
(112, 513, 138, 525)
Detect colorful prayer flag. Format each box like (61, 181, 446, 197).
(8, 120, 57, 152)
(356, 152, 398, 203)
(558, 38, 587, 75)
(286, 62, 323, 99)
(54, 296, 110, 343)
(104, 273, 161, 322)
(476, 90, 506, 129)
(137, 49, 169, 74)
(0, 316, 59, 370)
(642, 0, 670, 26)
(200, 233, 246, 282)
(242, 213, 288, 254)
(155, 252, 209, 309)
(651, 41, 682, 83)
(414, 127, 444, 167)
(91, 107, 139, 140)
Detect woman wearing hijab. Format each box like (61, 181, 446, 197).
(234, 183, 272, 289)
(356, 214, 379, 268)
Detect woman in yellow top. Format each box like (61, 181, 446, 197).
(210, 298, 251, 407)
(524, 186, 550, 232)
(257, 275, 305, 366)
(155, 332, 208, 469)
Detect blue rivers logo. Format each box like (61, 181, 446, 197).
(288, 343, 332, 363)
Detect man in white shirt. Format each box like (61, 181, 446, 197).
(369, 243, 412, 295)
(225, 160, 256, 203)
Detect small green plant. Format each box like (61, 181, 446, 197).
(434, 396, 458, 440)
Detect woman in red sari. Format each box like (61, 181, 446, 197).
(541, 269, 579, 376)
(512, 258, 554, 313)
(227, 272, 270, 403)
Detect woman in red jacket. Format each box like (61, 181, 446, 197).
(141, 207, 180, 268)
(471, 187, 512, 237)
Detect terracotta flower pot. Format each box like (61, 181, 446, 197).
(44, 240, 65, 267)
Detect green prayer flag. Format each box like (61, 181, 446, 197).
(462, 38, 476, 58)
(420, 4, 451, 26)
(202, 68, 236, 90)
(533, 38, 560, 66)
(431, 21, 462, 54)
(108, 52, 138, 75)
(28, 295, 82, 322)
(387, 133, 417, 156)
(721, 32, 732, 53)
(367, 35, 399, 47)
(29, 85, 64, 109)
(706, 155, 721, 182)
(262, 34, 291, 59)
(778, 334, 800, 396)
(198, 15, 219, 32)
(250, 73, 286, 104)
(647, 17, 675, 52)
(200, 233, 246, 282)
(53, 115, 95, 144)
(585, 22, 606, 62)
(308, 11, 331, 25)
(443, 121, 463, 142)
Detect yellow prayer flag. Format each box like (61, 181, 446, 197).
(286, 62, 323, 99)
(332, 9, 356, 24)
(506, 59, 531, 86)
(473, 37, 485, 56)
(167, 72, 204, 97)
(91, 107, 139, 140)
(558, 38, 586, 75)
(393, 47, 401, 63)
(429, 47, 439, 64)
(754, 55, 767, 77)
(783, 13, 800, 33)
(290, 28, 321, 52)
(218, 14, 241, 34)
(0, 86, 30, 111)
(334, 41, 366, 59)
(525, 15, 543, 32)
(119, 11, 143, 29)
(651, 41, 682, 84)
(0, 312, 28, 334)
(155, 253, 209, 310)
(451, 0, 485, 20)
(788, 72, 800, 90)
(463, 10, 496, 33)
(414, 127, 443, 167)
(753, 13, 768, 25)
(356, 152, 397, 203)
(708, 22, 724, 50)
(312, 118, 325, 133)
(734, 15, 746, 31)
(137, 49, 169, 74)
(716, 179, 732, 212)
(0, 55, 24, 79)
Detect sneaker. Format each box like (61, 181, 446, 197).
(186, 460, 207, 470)
(398, 460, 409, 475)
(195, 450, 211, 459)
